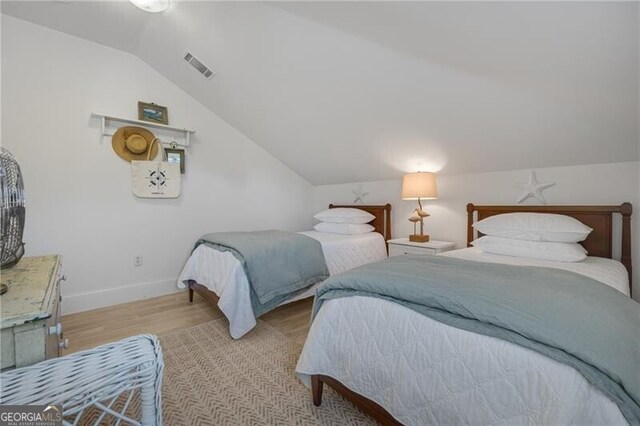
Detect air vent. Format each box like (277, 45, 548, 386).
(184, 52, 214, 79)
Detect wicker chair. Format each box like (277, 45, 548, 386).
(0, 334, 163, 426)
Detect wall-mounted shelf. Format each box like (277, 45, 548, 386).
(92, 112, 196, 147)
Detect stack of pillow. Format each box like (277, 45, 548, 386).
(472, 213, 593, 262)
(313, 208, 376, 235)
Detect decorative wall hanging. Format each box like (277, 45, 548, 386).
(138, 101, 169, 125)
(514, 171, 555, 204)
(165, 142, 185, 174)
(112, 126, 159, 162)
(131, 138, 181, 198)
(352, 184, 369, 204)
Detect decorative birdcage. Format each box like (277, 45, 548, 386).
(0, 147, 26, 269)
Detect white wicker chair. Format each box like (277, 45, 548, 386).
(0, 334, 163, 426)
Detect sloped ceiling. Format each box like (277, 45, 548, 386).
(2, 1, 638, 185)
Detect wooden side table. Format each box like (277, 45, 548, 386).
(388, 238, 456, 256)
(0, 255, 66, 370)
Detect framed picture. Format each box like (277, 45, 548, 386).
(165, 148, 185, 174)
(138, 101, 168, 125)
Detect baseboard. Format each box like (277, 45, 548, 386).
(62, 278, 185, 315)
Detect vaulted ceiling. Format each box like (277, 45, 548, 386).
(2, 1, 638, 184)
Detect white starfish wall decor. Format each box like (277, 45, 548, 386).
(514, 171, 555, 204)
(352, 184, 369, 204)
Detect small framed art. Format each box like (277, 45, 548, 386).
(165, 147, 185, 173)
(138, 101, 169, 125)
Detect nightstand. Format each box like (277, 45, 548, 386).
(387, 238, 455, 257)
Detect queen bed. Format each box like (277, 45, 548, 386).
(178, 204, 391, 338)
(296, 203, 637, 425)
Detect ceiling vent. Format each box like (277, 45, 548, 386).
(184, 52, 214, 79)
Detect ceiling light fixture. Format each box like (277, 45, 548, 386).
(130, 0, 170, 13)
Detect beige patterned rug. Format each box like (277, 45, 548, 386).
(159, 318, 375, 425)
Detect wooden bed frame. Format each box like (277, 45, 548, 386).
(467, 203, 633, 291)
(311, 202, 633, 426)
(187, 203, 393, 305)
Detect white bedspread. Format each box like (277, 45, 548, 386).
(442, 247, 630, 296)
(177, 231, 386, 338)
(298, 231, 387, 275)
(295, 251, 630, 425)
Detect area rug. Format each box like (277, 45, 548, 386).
(159, 318, 375, 425)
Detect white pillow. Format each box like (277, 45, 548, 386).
(472, 236, 587, 262)
(473, 213, 592, 243)
(314, 208, 375, 224)
(314, 222, 375, 235)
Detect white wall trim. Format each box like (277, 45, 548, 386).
(62, 278, 184, 315)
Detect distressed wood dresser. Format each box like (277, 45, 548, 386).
(1, 255, 67, 370)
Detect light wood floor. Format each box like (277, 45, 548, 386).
(61, 291, 314, 355)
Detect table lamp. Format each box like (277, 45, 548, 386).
(402, 172, 438, 242)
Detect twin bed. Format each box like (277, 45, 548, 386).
(178, 204, 391, 338)
(297, 203, 636, 425)
(178, 202, 637, 425)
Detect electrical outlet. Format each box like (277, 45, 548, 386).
(134, 255, 143, 267)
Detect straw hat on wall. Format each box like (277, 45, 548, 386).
(112, 126, 159, 162)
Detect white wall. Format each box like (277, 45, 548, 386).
(314, 162, 640, 301)
(2, 14, 638, 316)
(1, 15, 314, 314)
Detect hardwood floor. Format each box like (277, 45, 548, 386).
(61, 291, 314, 355)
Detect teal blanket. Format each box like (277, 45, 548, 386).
(197, 230, 329, 317)
(313, 255, 640, 424)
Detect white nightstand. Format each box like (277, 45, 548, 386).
(387, 238, 456, 257)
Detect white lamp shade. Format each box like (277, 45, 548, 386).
(402, 172, 438, 200)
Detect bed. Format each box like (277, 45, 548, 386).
(178, 204, 392, 338)
(296, 203, 636, 425)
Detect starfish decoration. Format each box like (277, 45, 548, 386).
(514, 171, 555, 204)
(352, 185, 369, 204)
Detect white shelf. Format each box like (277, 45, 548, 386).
(92, 112, 196, 147)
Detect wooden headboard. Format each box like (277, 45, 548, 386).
(466, 203, 633, 289)
(329, 204, 392, 242)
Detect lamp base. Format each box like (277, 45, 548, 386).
(409, 234, 430, 243)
